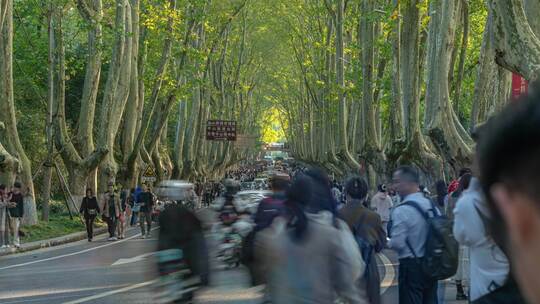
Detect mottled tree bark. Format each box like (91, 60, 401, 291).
(488, 0, 540, 82)
(0, 0, 37, 224)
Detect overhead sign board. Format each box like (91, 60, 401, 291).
(234, 134, 257, 148)
(206, 120, 237, 141)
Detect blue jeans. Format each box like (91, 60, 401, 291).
(399, 258, 438, 304)
(437, 281, 445, 304)
(131, 212, 139, 226)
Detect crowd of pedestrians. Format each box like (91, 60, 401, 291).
(218, 92, 540, 304)
(78, 182, 159, 242)
(3, 92, 540, 304)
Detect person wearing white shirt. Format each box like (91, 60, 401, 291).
(388, 166, 438, 304)
(370, 184, 392, 234)
(453, 177, 509, 301)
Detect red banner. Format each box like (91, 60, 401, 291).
(512, 73, 528, 101)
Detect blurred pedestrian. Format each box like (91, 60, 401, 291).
(157, 202, 210, 302)
(388, 166, 438, 304)
(256, 171, 367, 304)
(331, 182, 342, 205)
(388, 188, 400, 207)
(216, 179, 242, 226)
(370, 184, 392, 234)
(0, 185, 9, 248)
(340, 176, 386, 304)
(80, 188, 100, 242)
(447, 173, 473, 300)
(102, 183, 121, 241)
(433, 180, 447, 215)
(253, 173, 290, 232)
(244, 173, 289, 286)
(138, 184, 154, 238)
(8, 182, 24, 248)
(126, 188, 135, 227)
(446, 173, 472, 222)
(466, 96, 538, 303)
(117, 187, 129, 239)
(130, 186, 142, 226)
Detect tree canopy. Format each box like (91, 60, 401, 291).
(0, 0, 539, 223)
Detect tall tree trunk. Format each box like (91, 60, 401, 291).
(452, 0, 468, 118)
(172, 100, 187, 178)
(0, 0, 37, 224)
(488, 0, 540, 82)
(42, 6, 56, 222)
(359, 0, 385, 180)
(387, 0, 405, 163)
(425, 0, 473, 171)
(119, 0, 140, 188)
(76, 0, 103, 193)
(54, 6, 107, 209)
(97, 0, 132, 191)
(336, 0, 361, 171)
(470, 12, 511, 132)
(397, 0, 442, 177)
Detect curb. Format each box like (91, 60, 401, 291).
(0, 227, 108, 257)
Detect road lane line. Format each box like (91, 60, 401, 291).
(0, 285, 130, 303)
(112, 251, 157, 266)
(0, 227, 159, 271)
(62, 279, 158, 304)
(378, 252, 396, 293)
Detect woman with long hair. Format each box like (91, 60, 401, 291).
(256, 169, 367, 304)
(80, 188, 100, 242)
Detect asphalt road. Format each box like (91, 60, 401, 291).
(0, 220, 464, 304)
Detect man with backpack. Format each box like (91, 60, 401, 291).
(388, 166, 458, 304)
(339, 176, 386, 304)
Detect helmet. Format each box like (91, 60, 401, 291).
(223, 178, 240, 194)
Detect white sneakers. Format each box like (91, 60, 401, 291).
(1, 244, 18, 249)
(108, 236, 118, 241)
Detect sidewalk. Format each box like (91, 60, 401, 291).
(0, 226, 108, 257)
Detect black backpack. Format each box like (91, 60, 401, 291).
(352, 215, 374, 278)
(401, 200, 459, 281)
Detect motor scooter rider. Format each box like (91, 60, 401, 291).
(217, 179, 243, 226)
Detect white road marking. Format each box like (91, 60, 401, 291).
(378, 252, 397, 293)
(0, 227, 159, 271)
(112, 251, 157, 266)
(62, 279, 158, 304)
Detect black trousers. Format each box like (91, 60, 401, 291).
(399, 258, 438, 304)
(85, 216, 96, 239)
(140, 211, 152, 235)
(107, 216, 117, 237)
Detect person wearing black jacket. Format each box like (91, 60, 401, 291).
(80, 188, 100, 241)
(157, 203, 209, 302)
(139, 185, 154, 238)
(339, 176, 386, 304)
(8, 182, 24, 248)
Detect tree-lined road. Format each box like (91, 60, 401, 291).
(0, 222, 465, 304)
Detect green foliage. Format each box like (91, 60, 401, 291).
(20, 214, 104, 243)
(6, 0, 493, 192)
